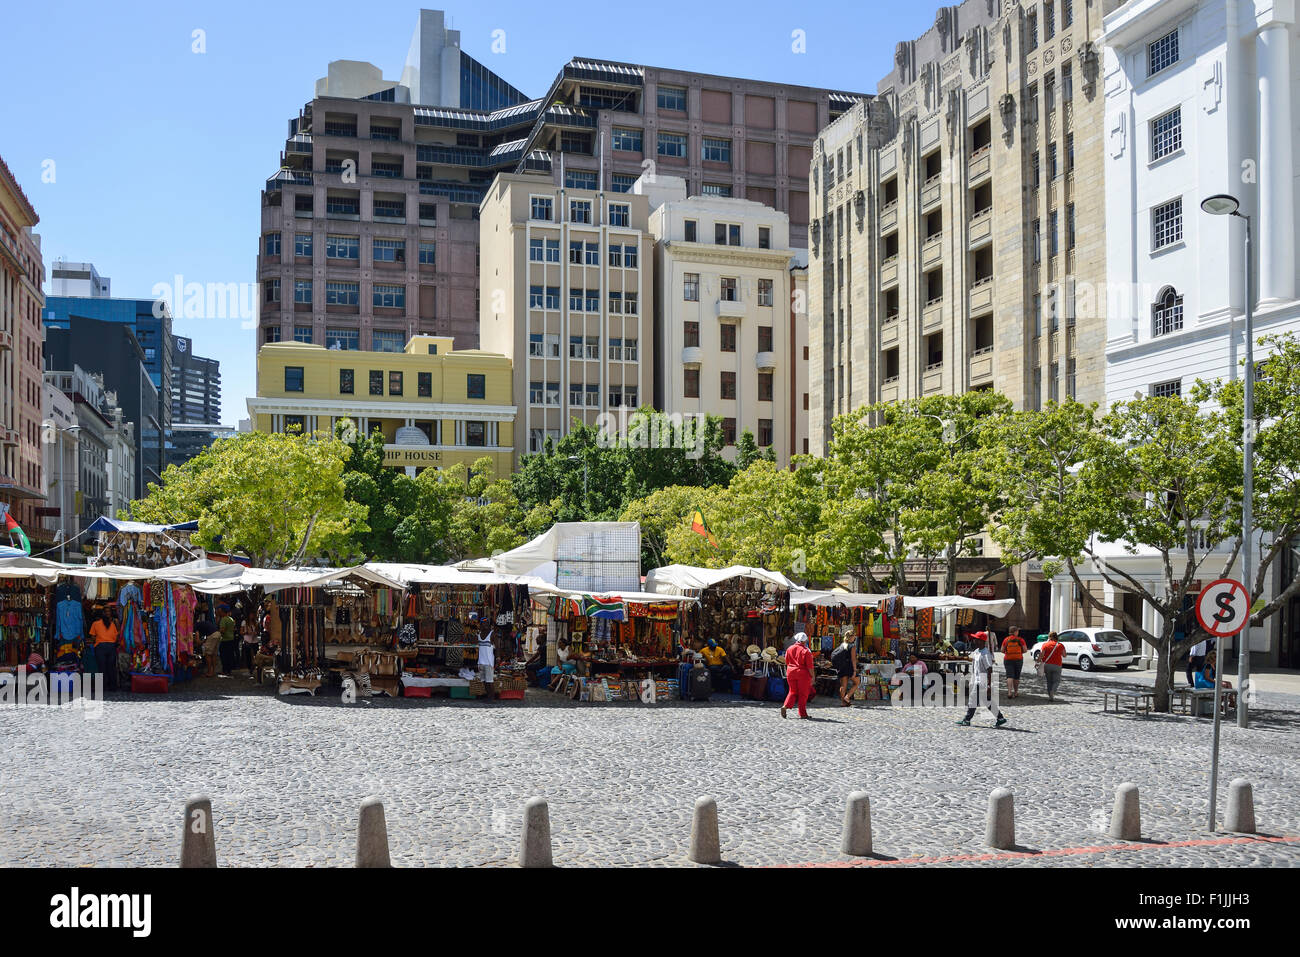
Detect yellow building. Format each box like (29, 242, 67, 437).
(248, 335, 516, 478)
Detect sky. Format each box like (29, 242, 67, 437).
(1, 0, 938, 423)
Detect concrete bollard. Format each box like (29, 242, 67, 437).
(1109, 782, 1141, 841)
(181, 796, 217, 868)
(519, 797, 553, 868)
(1225, 778, 1256, 834)
(689, 796, 722, 865)
(841, 791, 873, 856)
(356, 797, 392, 867)
(985, 788, 1015, 850)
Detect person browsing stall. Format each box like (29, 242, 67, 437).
(89, 608, 120, 692)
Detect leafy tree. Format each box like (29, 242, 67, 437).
(618, 484, 720, 571)
(130, 429, 366, 567)
(443, 456, 527, 561)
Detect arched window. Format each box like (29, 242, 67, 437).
(1152, 286, 1183, 337)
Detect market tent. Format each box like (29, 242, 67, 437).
(60, 558, 247, 586)
(84, 518, 199, 534)
(526, 581, 696, 604)
(489, 522, 641, 590)
(0, 555, 68, 583)
(190, 564, 405, 595)
(789, 587, 1015, 619)
(644, 563, 797, 595)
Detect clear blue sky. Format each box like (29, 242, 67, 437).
(1, 0, 936, 422)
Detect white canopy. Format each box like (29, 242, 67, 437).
(643, 564, 797, 595)
(789, 587, 1015, 619)
(66, 558, 247, 585)
(362, 562, 541, 588)
(190, 564, 406, 595)
(526, 581, 696, 605)
(490, 522, 641, 591)
(0, 556, 68, 583)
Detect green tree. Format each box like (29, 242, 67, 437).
(443, 456, 527, 561)
(130, 429, 366, 567)
(618, 484, 720, 571)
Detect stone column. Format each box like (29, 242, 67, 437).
(1256, 19, 1296, 304)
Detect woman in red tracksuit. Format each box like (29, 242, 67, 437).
(782, 632, 815, 719)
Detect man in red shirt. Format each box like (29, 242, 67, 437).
(1000, 627, 1028, 698)
(1038, 631, 1067, 701)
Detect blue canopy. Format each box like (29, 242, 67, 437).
(85, 517, 199, 534)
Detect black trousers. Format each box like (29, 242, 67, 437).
(1187, 655, 1205, 686)
(219, 641, 237, 674)
(93, 643, 118, 691)
(708, 664, 732, 691)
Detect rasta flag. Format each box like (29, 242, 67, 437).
(690, 510, 719, 548)
(2, 510, 31, 556)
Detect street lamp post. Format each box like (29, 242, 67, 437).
(1200, 193, 1252, 732)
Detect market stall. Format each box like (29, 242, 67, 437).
(85, 518, 205, 569)
(0, 558, 64, 678)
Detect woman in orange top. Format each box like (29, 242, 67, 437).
(781, 633, 815, 720)
(89, 609, 120, 693)
(1000, 627, 1028, 698)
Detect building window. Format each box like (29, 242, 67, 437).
(715, 222, 741, 246)
(569, 288, 585, 312)
(283, 415, 306, 434)
(611, 173, 637, 193)
(684, 368, 700, 398)
(684, 220, 697, 242)
(530, 196, 553, 221)
(757, 279, 774, 306)
(609, 203, 630, 227)
(565, 169, 597, 190)
(758, 373, 774, 402)
(264, 325, 282, 343)
(1044, 0, 1056, 40)
(719, 371, 737, 399)
(1148, 30, 1179, 77)
(612, 128, 643, 152)
(323, 282, 359, 307)
(623, 245, 638, 268)
(1152, 287, 1185, 337)
(608, 291, 623, 314)
(684, 321, 700, 347)
(569, 241, 583, 265)
(295, 233, 313, 258)
(544, 239, 560, 262)
(758, 226, 771, 249)
(1152, 198, 1183, 250)
(757, 419, 773, 447)
(339, 369, 355, 394)
(702, 137, 732, 163)
(545, 287, 560, 310)
(585, 288, 600, 312)
(374, 238, 406, 263)
(1066, 204, 1076, 249)
(465, 421, 487, 447)
(1026, 8, 1038, 51)
(657, 131, 687, 158)
(758, 325, 773, 352)
(883, 347, 899, 383)
(326, 234, 359, 259)
(720, 325, 737, 353)
(1032, 219, 1042, 264)
(528, 333, 545, 357)
(529, 285, 544, 309)
(570, 200, 592, 224)
(466, 374, 486, 399)
(1150, 378, 1182, 398)
(284, 367, 304, 392)
(624, 339, 638, 361)
(608, 337, 623, 361)
(683, 273, 700, 301)
(586, 384, 600, 407)
(657, 86, 687, 111)
(529, 381, 544, 405)
(372, 330, 404, 352)
(1063, 0, 1073, 26)
(1048, 210, 1059, 257)
(584, 243, 599, 265)
(389, 371, 403, 396)
(264, 233, 281, 256)
(373, 284, 405, 309)
(294, 325, 313, 343)
(721, 277, 738, 302)
(722, 417, 736, 445)
(701, 183, 732, 197)
(294, 280, 312, 305)
(265, 279, 280, 303)
(1151, 107, 1182, 161)
(369, 370, 384, 395)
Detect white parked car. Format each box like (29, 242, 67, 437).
(1029, 628, 1135, 672)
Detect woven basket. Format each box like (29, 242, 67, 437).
(469, 679, 486, 696)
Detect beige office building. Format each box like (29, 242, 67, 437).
(643, 176, 801, 465)
(809, 0, 1117, 456)
(479, 174, 654, 461)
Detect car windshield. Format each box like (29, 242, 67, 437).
(1097, 631, 1127, 643)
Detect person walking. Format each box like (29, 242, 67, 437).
(89, 608, 120, 692)
(217, 605, 238, 676)
(1186, 637, 1210, 686)
(832, 633, 859, 706)
(241, 613, 260, 678)
(1000, 627, 1028, 699)
(781, 632, 815, 719)
(1038, 630, 1067, 701)
(957, 635, 1008, 727)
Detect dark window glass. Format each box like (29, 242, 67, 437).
(466, 374, 486, 399)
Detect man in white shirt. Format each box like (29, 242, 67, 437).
(476, 619, 497, 701)
(1186, 637, 1211, 687)
(957, 637, 1008, 727)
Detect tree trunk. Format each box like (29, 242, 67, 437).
(1153, 641, 1173, 712)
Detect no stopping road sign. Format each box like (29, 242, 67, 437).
(1195, 578, 1250, 638)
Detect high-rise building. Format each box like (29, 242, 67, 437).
(478, 173, 653, 462)
(49, 260, 111, 298)
(44, 316, 161, 499)
(809, 0, 1117, 458)
(44, 366, 132, 530)
(0, 154, 46, 541)
(258, 8, 866, 356)
(40, 378, 78, 549)
(171, 335, 221, 425)
(43, 280, 173, 487)
(643, 175, 800, 465)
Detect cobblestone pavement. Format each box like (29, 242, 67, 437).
(1, 669, 1296, 868)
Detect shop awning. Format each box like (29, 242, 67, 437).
(489, 522, 641, 580)
(84, 518, 199, 534)
(644, 564, 797, 595)
(789, 587, 1015, 619)
(526, 581, 696, 604)
(63, 558, 247, 585)
(0, 555, 68, 583)
(362, 562, 542, 588)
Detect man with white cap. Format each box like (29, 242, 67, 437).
(781, 632, 815, 719)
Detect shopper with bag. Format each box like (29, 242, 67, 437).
(832, 634, 859, 706)
(1000, 627, 1028, 699)
(1037, 631, 1067, 701)
(781, 632, 815, 719)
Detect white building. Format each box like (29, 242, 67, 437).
(1090, 0, 1300, 668)
(48, 260, 110, 298)
(642, 175, 801, 465)
(41, 380, 79, 549)
(1101, 0, 1299, 405)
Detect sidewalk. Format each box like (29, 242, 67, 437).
(1078, 665, 1300, 698)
